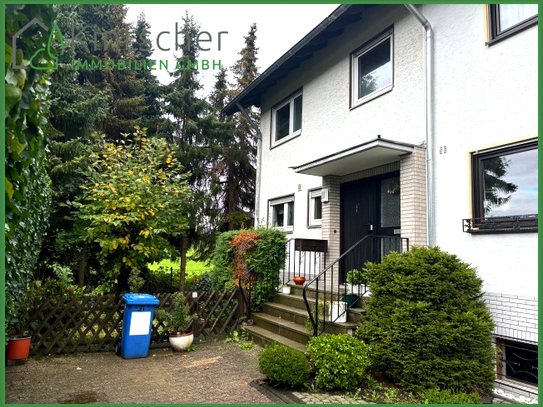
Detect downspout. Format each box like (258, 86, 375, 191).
(236, 102, 262, 228)
(404, 4, 435, 247)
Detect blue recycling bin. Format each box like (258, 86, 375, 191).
(120, 294, 160, 359)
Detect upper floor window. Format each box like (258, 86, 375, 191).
(464, 139, 538, 233)
(271, 91, 302, 147)
(351, 28, 393, 108)
(269, 195, 294, 232)
(308, 189, 322, 228)
(488, 4, 538, 43)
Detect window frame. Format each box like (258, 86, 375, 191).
(268, 195, 295, 233)
(464, 139, 538, 234)
(350, 27, 394, 109)
(308, 188, 322, 228)
(487, 4, 538, 45)
(270, 90, 303, 148)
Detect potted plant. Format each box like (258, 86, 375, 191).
(6, 288, 34, 362)
(155, 293, 197, 351)
(278, 283, 291, 294)
(293, 276, 306, 286)
(342, 269, 368, 307)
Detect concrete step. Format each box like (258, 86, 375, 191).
(264, 302, 309, 326)
(244, 324, 307, 354)
(274, 292, 314, 310)
(252, 313, 312, 345)
(347, 307, 366, 324)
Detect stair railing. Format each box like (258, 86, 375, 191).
(238, 238, 294, 321)
(303, 235, 409, 337)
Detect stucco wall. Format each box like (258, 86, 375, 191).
(257, 4, 424, 240)
(422, 4, 538, 298)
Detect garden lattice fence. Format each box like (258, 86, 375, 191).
(21, 290, 243, 356)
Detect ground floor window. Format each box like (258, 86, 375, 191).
(308, 189, 322, 227)
(496, 338, 538, 386)
(269, 195, 294, 232)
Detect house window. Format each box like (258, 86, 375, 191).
(271, 91, 302, 147)
(496, 338, 538, 386)
(351, 28, 393, 108)
(269, 196, 294, 232)
(488, 4, 538, 43)
(308, 189, 322, 228)
(464, 139, 538, 233)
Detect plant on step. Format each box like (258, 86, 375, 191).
(346, 269, 366, 285)
(259, 342, 310, 388)
(355, 246, 496, 394)
(307, 334, 371, 390)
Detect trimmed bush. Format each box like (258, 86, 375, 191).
(259, 343, 309, 388)
(307, 334, 371, 390)
(422, 388, 482, 404)
(356, 246, 496, 394)
(209, 228, 287, 308)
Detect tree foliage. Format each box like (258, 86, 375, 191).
(355, 246, 496, 393)
(67, 128, 192, 294)
(5, 4, 56, 337)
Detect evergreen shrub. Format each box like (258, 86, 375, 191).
(307, 334, 371, 390)
(355, 246, 495, 393)
(259, 343, 309, 387)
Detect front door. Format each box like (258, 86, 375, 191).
(340, 172, 401, 281)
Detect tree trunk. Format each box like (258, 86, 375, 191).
(179, 235, 189, 292)
(77, 247, 87, 288)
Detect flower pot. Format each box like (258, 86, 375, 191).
(342, 293, 359, 307)
(169, 332, 194, 351)
(328, 301, 347, 323)
(6, 336, 31, 360)
(293, 276, 306, 286)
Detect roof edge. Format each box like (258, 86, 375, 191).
(223, 4, 353, 116)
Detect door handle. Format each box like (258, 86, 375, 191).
(365, 223, 373, 233)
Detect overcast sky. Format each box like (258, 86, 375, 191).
(125, 4, 339, 94)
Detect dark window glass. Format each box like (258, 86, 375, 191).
(313, 196, 322, 220)
(273, 204, 284, 227)
(275, 104, 290, 140)
(293, 95, 302, 132)
(357, 37, 392, 100)
(287, 202, 294, 226)
(481, 148, 537, 217)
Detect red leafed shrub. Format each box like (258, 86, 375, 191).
(230, 231, 261, 281)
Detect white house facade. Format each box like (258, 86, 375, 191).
(225, 4, 537, 400)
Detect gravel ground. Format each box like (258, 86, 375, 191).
(5, 341, 273, 404)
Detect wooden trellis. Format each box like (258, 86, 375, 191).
(22, 290, 242, 356)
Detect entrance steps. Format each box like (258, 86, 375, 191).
(244, 283, 365, 352)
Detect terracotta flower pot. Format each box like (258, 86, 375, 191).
(293, 276, 306, 286)
(6, 336, 31, 360)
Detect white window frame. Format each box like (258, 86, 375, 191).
(351, 29, 394, 108)
(308, 189, 322, 228)
(269, 195, 295, 233)
(271, 91, 302, 147)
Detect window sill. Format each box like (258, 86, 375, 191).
(463, 214, 538, 234)
(350, 85, 393, 110)
(308, 224, 322, 229)
(271, 131, 301, 150)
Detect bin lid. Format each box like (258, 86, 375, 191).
(122, 293, 160, 305)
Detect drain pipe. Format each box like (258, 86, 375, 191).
(404, 4, 435, 247)
(236, 102, 262, 228)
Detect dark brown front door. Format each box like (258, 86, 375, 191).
(340, 172, 400, 281)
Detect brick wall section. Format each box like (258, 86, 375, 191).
(321, 175, 341, 273)
(400, 146, 427, 247)
(484, 292, 538, 343)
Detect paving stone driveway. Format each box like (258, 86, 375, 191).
(5, 341, 273, 404)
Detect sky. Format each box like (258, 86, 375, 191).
(125, 4, 339, 94)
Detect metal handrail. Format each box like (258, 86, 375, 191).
(238, 238, 294, 320)
(303, 235, 409, 336)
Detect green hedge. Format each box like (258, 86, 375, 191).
(259, 343, 309, 388)
(356, 246, 496, 393)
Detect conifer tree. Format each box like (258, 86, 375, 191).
(164, 12, 221, 291)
